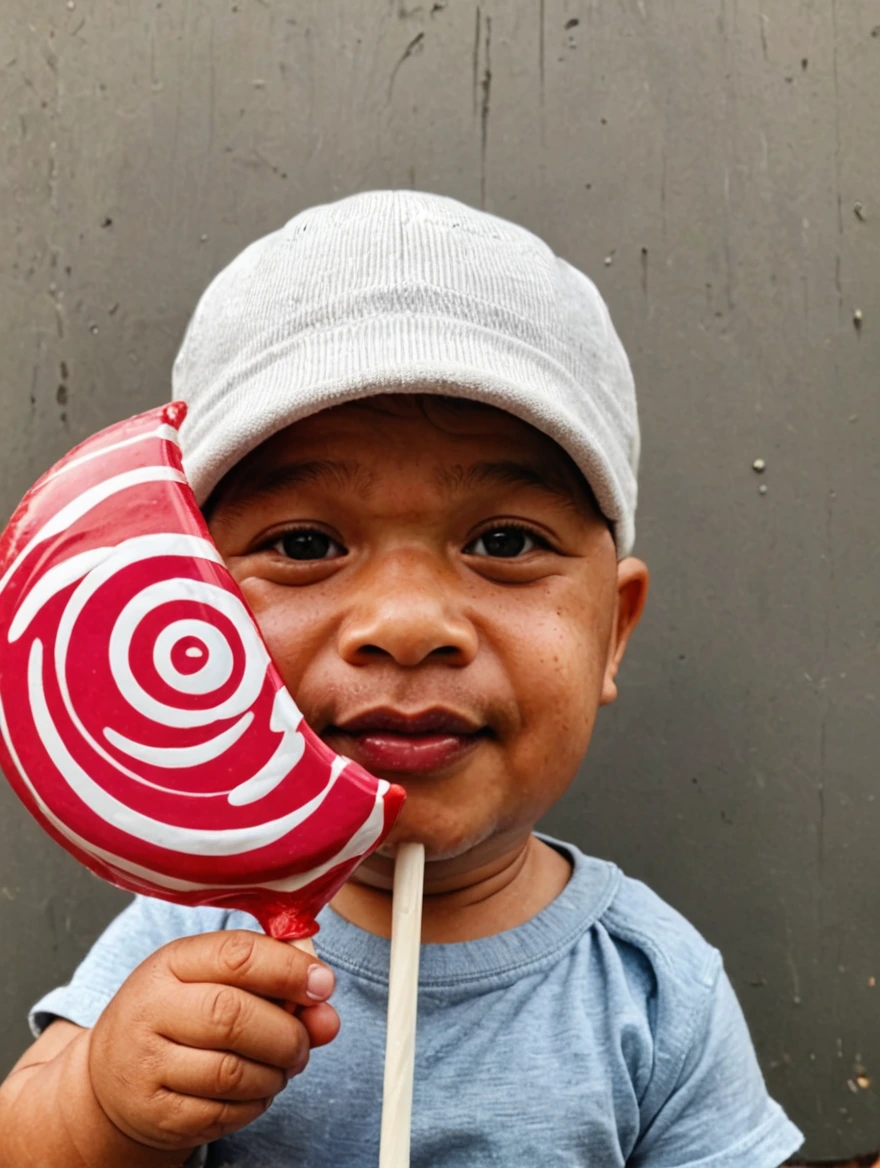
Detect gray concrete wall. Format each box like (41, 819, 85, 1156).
(1, 0, 878, 1158)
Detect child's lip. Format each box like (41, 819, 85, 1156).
(326, 729, 485, 774)
(330, 706, 486, 737)
(324, 707, 489, 773)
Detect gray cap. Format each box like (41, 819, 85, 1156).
(172, 190, 640, 555)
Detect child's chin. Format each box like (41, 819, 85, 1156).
(375, 819, 498, 864)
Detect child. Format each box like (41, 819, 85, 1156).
(0, 191, 804, 1166)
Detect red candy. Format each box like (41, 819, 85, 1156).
(0, 403, 405, 939)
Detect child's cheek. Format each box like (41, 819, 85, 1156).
(479, 604, 604, 812)
(230, 576, 330, 693)
(507, 593, 610, 714)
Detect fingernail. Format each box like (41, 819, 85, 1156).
(306, 964, 334, 1001)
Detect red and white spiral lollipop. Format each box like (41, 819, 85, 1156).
(0, 402, 406, 940)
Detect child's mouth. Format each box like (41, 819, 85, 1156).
(324, 708, 489, 774)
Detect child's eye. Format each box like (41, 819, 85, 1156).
(271, 529, 347, 561)
(464, 525, 547, 558)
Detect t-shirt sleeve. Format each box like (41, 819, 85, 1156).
(28, 895, 232, 1037)
(630, 956, 803, 1168)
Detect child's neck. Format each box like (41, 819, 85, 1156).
(330, 833, 572, 943)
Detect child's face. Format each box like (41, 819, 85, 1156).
(208, 395, 647, 866)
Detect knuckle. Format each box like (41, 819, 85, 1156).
(217, 931, 259, 976)
(205, 985, 246, 1040)
(214, 1052, 245, 1095)
(196, 1098, 267, 1141)
(200, 1099, 237, 1136)
(155, 936, 188, 979)
(150, 1090, 269, 1145)
(151, 1091, 205, 1144)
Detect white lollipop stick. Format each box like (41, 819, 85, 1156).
(379, 842, 425, 1168)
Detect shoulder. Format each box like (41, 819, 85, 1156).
(585, 865, 804, 1164)
(598, 864, 722, 997)
(556, 840, 724, 1055)
(554, 837, 721, 1000)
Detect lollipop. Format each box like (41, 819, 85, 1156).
(0, 402, 406, 940)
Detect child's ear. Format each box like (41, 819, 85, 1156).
(600, 557, 650, 706)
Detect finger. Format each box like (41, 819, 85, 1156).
(155, 981, 311, 1071)
(160, 1041, 291, 1102)
(150, 1089, 272, 1145)
(294, 1002, 341, 1050)
(163, 931, 335, 1008)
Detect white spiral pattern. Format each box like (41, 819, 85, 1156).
(0, 403, 404, 939)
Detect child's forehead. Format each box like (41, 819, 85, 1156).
(211, 394, 600, 516)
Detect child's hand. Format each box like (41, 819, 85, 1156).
(87, 929, 339, 1153)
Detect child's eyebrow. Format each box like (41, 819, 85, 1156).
(220, 457, 584, 513)
(436, 460, 583, 510)
(228, 459, 376, 504)
(206, 460, 373, 522)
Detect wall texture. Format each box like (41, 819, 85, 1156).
(1, 0, 879, 1158)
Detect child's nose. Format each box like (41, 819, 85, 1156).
(336, 554, 478, 668)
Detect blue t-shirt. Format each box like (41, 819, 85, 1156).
(30, 838, 803, 1167)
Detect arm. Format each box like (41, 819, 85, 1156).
(0, 931, 339, 1168)
(629, 958, 803, 1167)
